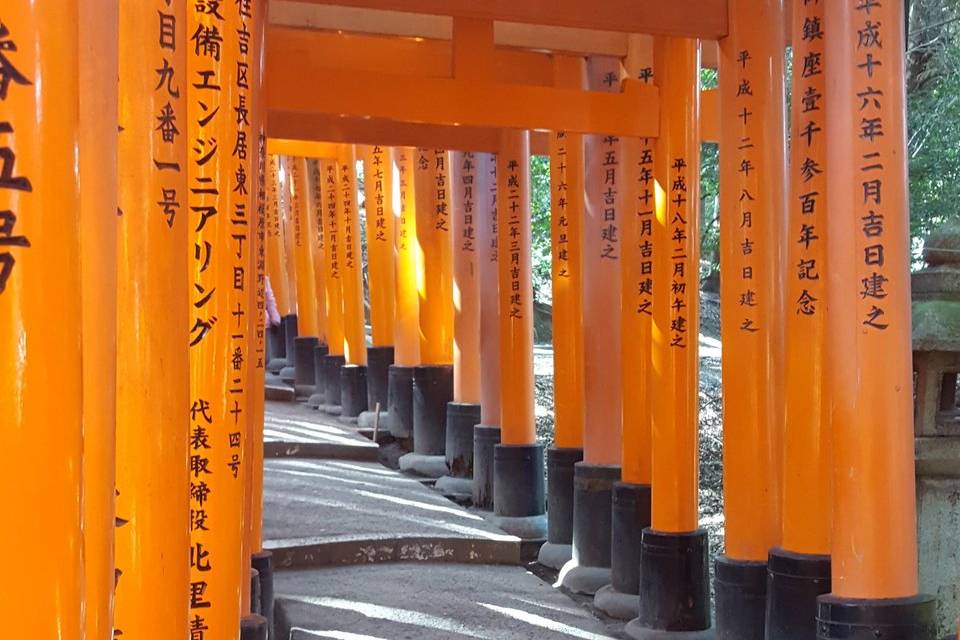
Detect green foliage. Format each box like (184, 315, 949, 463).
(530, 155, 553, 303)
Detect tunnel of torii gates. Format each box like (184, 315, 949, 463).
(0, 1, 947, 639)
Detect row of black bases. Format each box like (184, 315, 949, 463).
(268, 319, 938, 638)
(239, 551, 274, 640)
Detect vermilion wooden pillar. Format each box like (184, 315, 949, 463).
(818, 1, 936, 636)
(1, 5, 85, 637)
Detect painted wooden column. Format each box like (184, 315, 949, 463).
(305, 157, 332, 410)
(1, 5, 84, 637)
(562, 55, 623, 596)
(265, 154, 292, 372)
(492, 129, 546, 539)
(388, 147, 421, 442)
(538, 54, 587, 572)
(114, 1, 191, 637)
(80, 4, 119, 638)
(401, 148, 455, 477)
(290, 156, 322, 398)
(598, 35, 656, 618)
(766, 0, 833, 636)
(186, 1, 251, 634)
(625, 36, 711, 640)
(320, 158, 346, 411)
(437, 151, 487, 498)
(716, 1, 787, 636)
(338, 144, 370, 417)
(474, 153, 501, 509)
(818, 0, 936, 636)
(360, 145, 397, 421)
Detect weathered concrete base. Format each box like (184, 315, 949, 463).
(320, 404, 342, 416)
(279, 365, 296, 386)
(558, 561, 612, 596)
(266, 384, 295, 402)
(624, 620, 715, 640)
(240, 614, 268, 640)
(493, 514, 547, 541)
(537, 541, 573, 570)
(595, 583, 641, 620)
(357, 409, 389, 430)
(398, 452, 448, 479)
(435, 474, 473, 501)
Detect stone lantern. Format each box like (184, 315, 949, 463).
(912, 223, 960, 638)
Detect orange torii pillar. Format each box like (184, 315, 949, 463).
(266, 154, 292, 374)
(818, 1, 936, 636)
(436, 151, 489, 499)
(716, 1, 787, 637)
(1, 5, 84, 636)
(358, 145, 398, 428)
(388, 147, 421, 444)
(306, 157, 332, 410)
(473, 154, 502, 509)
(80, 5, 119, 638)
(290, 157, 322, 399)
(244, 2, 270, 636)
(561, 55, 624, 595)
(597, 36, 656, 620)
(320, 158, 347, 412)
(400, 148, 455, 477)
(186, 2, 254, 635)
(492, 129, 547, 539)
(338, 144, 371, 418)
(625, 36, 711, 640)
(114, 1, 191, 638)
(279, 155, 301, 385)
(538, 55, 587, 571)
(766, 0, 832, 637)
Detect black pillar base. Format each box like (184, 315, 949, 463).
(625, 528, 712, 638)
(266, 324, 286, 373)
(366, 345, 395, 412)
(560, 462, 621, 595)
(250, 567, 261, 614)
(240, 614, 268, 640)
(598, 482, 651, 619)
(436, 402, 482, 500)
(293, 336, 319, 398)
(816, 594, 937, 640)
(473, 424, 501, 510)
(306, 343, 330, 409)
(278, 314, 298, 384)
(715, 556, 767, 640)
(252, 550, 274, 637)
(387, 365, 415, 443)
(765, 548, 830, 640)
(412, 365, 454, 455)
(322, 354, 345, 414)
(537, 447, 583, 570)
(340, 364, 368, 419)
(493, 443, 547, 540)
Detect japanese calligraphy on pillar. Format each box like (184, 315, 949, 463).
(600, 134, 620, 260)
(635, 133, 656, 318)
(341, 155, 355, 270)
(552, 133, 571, 278)
(433, 149, 450, 233)
(0, 21, 34, 294)
(852, 0, 890, 331)
(506, 158, 523, 319)
(397, 150, 411, 252)
(254, 132, 266, 368)
(792, 0, 826, 319)
(371, 146, 388, 243)
(669, 156, 692, 347)
(733, 47, 762, 334)
(460, 153, 477, 252)
(489, 156, 498, 265)
(326, 162, 339, 279)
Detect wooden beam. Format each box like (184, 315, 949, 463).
(288, 0, 729, 38)
(267, 112, 550, 154)
(265, 38, 660, 137)
(265, 139, 339, 158)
